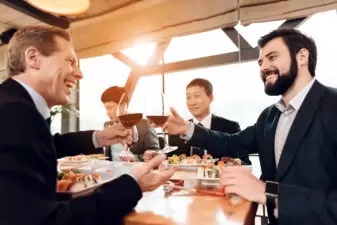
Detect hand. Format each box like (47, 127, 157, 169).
(143, 150, 159, 162)
(95, 123, 131, 147)
(162, 107, 190, 135)
(220, 166, 266, 204)
(130, 154, 176, 192)
(119, 154, 136, 162)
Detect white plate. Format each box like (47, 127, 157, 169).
(167, 163, 207, 167)
(58, 157, 89, 163)
(194, 177, 220, 181)
(57, 171, 117, 198)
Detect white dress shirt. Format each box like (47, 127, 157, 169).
(192, 113, 212, 129)
(274, 78, 315, 166)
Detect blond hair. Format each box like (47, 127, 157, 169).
(7, 25, 71, 76)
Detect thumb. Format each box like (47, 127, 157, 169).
(170, 107, 180, 117)
(145, 154, 167, 171)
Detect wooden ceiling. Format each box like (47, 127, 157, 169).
(0, 4, 43, 34)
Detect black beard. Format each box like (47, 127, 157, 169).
(263, 57, 298, 96)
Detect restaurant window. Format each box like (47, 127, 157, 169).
(79, 54, 131, 130)
(163, 29, 238, 63)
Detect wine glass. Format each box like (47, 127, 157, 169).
(116, 93, 142, 162)
(145, 90, 177, 154)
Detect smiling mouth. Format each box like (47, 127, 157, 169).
(263, 70, 278, 82)
(64, 80, 76, 89)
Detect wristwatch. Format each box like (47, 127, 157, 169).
(265, 181, 279, 205)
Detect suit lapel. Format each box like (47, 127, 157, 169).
(262, 106, 280, 181)
(275, 81, 325, 181)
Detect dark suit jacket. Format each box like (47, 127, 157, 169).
(0, 78, 142, 225)
(168, 114, 251, 164)
(188, 81, 337, 224)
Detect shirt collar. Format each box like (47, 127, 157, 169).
(275, 78, 315, 113)
(192, 112, 212, 129)
(13, 78, 50, 119)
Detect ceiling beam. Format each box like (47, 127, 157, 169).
(132, 47, 259, 77)
(0, 0, 70, 28)
(222, 27, 252, 50)
(124, 40, 171, 98)
(111, 52, 142, 70)
(279, 17, 308, 29)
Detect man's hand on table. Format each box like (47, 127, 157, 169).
(130, 154, 177, 192)
(220, 166, 266, 204)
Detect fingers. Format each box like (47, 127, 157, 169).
(224, 186, 238, 195)
(143, 150, 158, 162)
(146, 154, 167, 170)
(130, 154, 167, 180)
(169, 107, 180, 117)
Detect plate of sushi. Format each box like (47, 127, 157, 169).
(56, 168, 113, 198)
(167, 154, 216, 167)
(195, 157, 251, 184)
(58, 154, 108, 164)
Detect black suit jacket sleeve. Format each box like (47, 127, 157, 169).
(188, 109, 272, 158)
(54, 131, 103, 159)
(0, 102, 142, 225)
(190, 124, 257, 158)
(230, 121, 241, 133)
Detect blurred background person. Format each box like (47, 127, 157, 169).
(101, 86, 159, 161)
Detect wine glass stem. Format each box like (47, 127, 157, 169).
(162, 128, 168, 148)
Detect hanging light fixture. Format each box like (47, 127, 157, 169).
(25, 0, 90, 16)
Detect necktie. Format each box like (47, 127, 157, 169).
(46, 117, 51, 128)
(197, 122, 203, 127)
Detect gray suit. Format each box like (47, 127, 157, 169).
(130, 119, 159, 161)
(105, 119, 159, 161)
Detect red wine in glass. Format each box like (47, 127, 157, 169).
(118, 113, 143, 128)
(146, 115, 169, 126)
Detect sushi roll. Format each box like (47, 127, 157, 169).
(205, 165, 218, 178)
(179, 154, 187, 161)
(92, 174, 102, 183)
(69, 181, 86, 192)
(168, 155, 180, 164)
(180, 158, 189, 165)
(197, 166, 205, 178)
(56, 180, 73, 192)
(202, 154, 213, 162)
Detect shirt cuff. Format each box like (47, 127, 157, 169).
(179, 121, 195, 141)
(92, 131, 101, 148)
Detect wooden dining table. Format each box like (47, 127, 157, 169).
(124, 171, 256, 225)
